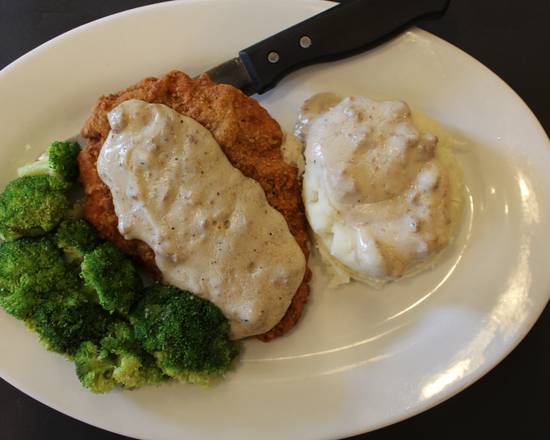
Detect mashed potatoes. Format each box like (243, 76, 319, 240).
(296, 93, 463, 286)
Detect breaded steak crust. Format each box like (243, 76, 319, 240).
(78, 70, 311, 341)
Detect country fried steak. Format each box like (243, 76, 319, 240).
(78, 70, 311, 341)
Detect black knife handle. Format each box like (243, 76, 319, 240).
(238, 0, 450, 94)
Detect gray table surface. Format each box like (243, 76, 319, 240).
(0, 1, 549, 439)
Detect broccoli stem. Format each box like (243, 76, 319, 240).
(17, 159, 50, 178)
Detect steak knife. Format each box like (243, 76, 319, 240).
(204, 0, 450, 95)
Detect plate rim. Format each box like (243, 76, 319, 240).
(0, 0, 549, 438)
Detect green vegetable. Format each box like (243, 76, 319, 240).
(131, 284, 240, 386)
(0, 237, 77, 319)
(81, 243, 143, 315)
(64, 199, 85, 221)
(0, 176, 69, 241)
(74, 322, 167, 393)
(17, 140, 81, 189)
(0, 167, 242, 393)
(74, 341, 117, 394)
(99, 321, 166, 388)
(55, 219, 101, 263)
(31, 299, 111, 356)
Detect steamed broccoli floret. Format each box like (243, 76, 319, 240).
(100, 322, 166, 388)
(131, 284, 240, 386)
(81, 243, 143, 315)
(0, 176, 69, 241)
(0, 141, 80, 241)
(0, 237, 76, 319)
(17, 140, 81, 189)
(74, 341, 117, 394)
(31, 300, 111, 356)
(55, 219, 101, 263)
(64, 199, 85, 221)
(74, 322, 167, 393)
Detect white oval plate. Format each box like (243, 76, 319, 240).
(1, 1, 549, 439)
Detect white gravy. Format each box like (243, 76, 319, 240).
(299, 94, 452, 279)
(98, 99, 306, 338)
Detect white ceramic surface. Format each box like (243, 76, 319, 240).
(1, 1, 549, 439)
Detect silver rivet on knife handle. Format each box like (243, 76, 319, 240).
(299, 36, 312, 48)
(267, 51, 280, 64)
